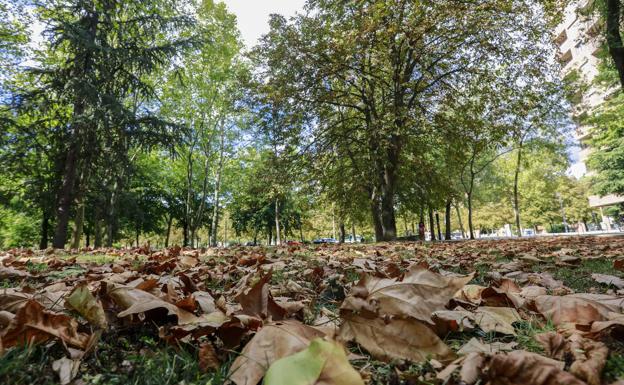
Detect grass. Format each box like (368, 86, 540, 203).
(0, 327, 231, 385)
(550, 259, 624, 293)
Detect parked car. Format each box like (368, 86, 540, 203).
(312, 238, 338, 244)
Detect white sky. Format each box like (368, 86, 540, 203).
(221, 0, 306, 48)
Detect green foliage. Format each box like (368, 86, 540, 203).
(0, 206, 39, 248)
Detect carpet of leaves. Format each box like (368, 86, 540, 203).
(2, 236, 624, 385)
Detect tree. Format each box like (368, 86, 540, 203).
(253, 0, 558, 241)
(17, 0, 197, 248)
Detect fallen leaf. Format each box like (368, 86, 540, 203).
(568, 333, 608, 385)
(488, 350, 584, 385)
(229, 320, 325, 385)
(52, 357, 80, 385)
(66, 283, 108, 329)
(473, 307, 520, 335)
(592, 274, 624, 289)
(535, 332, 567, 360)
(1, 300, 91, 349)
(339, 312, 454, 363)
(264, 338, 364, 385)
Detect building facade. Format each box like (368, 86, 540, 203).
(554, 0, 624, 228)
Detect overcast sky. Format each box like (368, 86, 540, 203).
(221, 0, 306, 48)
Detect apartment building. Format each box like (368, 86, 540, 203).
(554, 0, 624, 228)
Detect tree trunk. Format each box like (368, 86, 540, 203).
(39, 211, 50, 250)
(351, 222, 356, 243)
(94, 214, 103, 249)
(339, 222, 346, 243)
(435, 211, 442, 241)
(275, 199, 281, 246)
(513, 146, 523, 237)
(86, 231, 90, 248)
(454, 203, 466, 239)
(106, 179, 120, 248)
(467, 190, 475, 240)
(52, 142, 78, 249)
(445, 199, 452, 240)
(71, 195, 85, 249)
(52, 11, 97, 249)
(370, 198, 384, 242)
(135, 225, 140, 247)
(209, 136, 225, 246)
(428, 207, 436, 241)
(607, 0, 624, 89)
(183, 220, 189, 247)
(165, 214, 173, 248)
(267, 226, 272, 246)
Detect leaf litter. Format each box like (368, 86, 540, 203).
(1, 236, 624, 384)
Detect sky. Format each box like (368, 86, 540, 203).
(221, 0, 306, 48)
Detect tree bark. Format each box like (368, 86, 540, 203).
(607, 0, 624, 89)
(165, 214, 173, 248)
(39, 211, 50, 250)
(435, 211, 442, 241)
(275, 199, 281, 246)
(513, 146, 523, 237)
(445, 199, 452, 240)
(428, 207, 436, 241)
(339, 222, 346, 243)
(467, 190, 475, 240)
(71, 195, 85, 249)
(53, 141, 78, 249)
(351, 222, 356, 243)
(210, 129, 226, 246)
(454, 203, 466, 239)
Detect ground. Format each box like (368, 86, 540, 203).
(1, 236, 624, 385)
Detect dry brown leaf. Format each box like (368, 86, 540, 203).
(1, 300, 91, 349)
(234, 269, 286, 321)
(104, 282, 200, 324)
(338, 312, 454, 363)
(343, 266, 473, 324)
(591, 274, 624, 289)
(568, 333, 608, 385)
(198, 341, 220, 372)
(534, 295, 611, 329)
(457, 337, 516, 355)
(535, 331, 567, 360)
(473, 307, 520, 335)
(229, 320, 325, 385)
(488, 350, 585, 385)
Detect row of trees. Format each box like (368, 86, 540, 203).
(0, 0, 597, 248)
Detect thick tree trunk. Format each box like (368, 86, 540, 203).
(106, 180, 120, 248)
(339, 222, 346, 243)
(370, 197, 384, 242)
(165, 214, 173, 248)
(607, 0, 624, 89)
(275, 199, 281, 246)
(53, 142, 78, 249)
(39, 211, 50, 250)
(351, 222, 356, 243)
(513, 146, 523, 237)
(445, 200, 452, 240)
(428, 208, 436, 241)
(380, 181, 397, 240)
